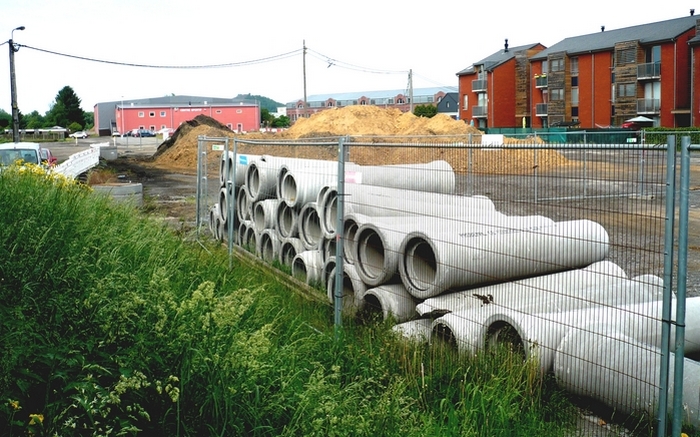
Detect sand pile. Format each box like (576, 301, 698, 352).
(150, 109, 568, 174)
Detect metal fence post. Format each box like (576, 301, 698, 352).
(671, 136, 691, 436)
(657, 135, 676, 436)
(334, 136, 347, 336)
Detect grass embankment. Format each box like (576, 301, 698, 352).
(0, 164, 580, 436)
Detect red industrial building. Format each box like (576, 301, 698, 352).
(458, 12, 700, 129)
(94, 96, 260, 136)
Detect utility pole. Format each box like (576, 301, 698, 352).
(9, 26, 25, 143)
(302, 40, 308, 118)
(408, 69, 414, 113)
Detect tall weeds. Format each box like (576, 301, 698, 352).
(0, 164, 581, 436)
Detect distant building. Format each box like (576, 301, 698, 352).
(93, 95, 260, 136)
(436, 92, 459, 119)
(285, 87, 456, 122)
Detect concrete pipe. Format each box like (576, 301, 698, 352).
(275, 201, 299, 239)
(292, 250, 325, 286)
(554, 325, 700, 428)
(209, 203, 220, 238)
(416, 261, 627, 317)
(257, 228, 281, 263)
(252, 198, 279, 232)
(218, 185, 233, 224)
(278, 237, 306, 267)
(400, 218, 609, 299)
(391, 319, 433, 343)
(326, 263, 367, 315)
(362, 284, 419, 323)
(299, 202, 323, 250)
(245, 155, 284, 202)
(317, 236, 335, 265)
(216, 213, 227, 243)
(342, 213, 373, 264)
(219, 153, 260, 187)
(238, 220, 258, 253)
(349, 160, 456, 193)
(236, 185, 251, 222)
(322, 256, 336, 288)
(431, 308, 493, 355)
(278, 161, 338, 208)
(320, 183, 497, 238)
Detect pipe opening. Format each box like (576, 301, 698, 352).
(324, 194, 338, 234)
(357, 229, 385, 280)
(280, 242, 298, 266)
(281, 173, 298, 204)
(303, 210, 322, 245)
(432, 322, 458, 350)
(405, 238, 437, 291)
(486, 321, 525, 359)
(343, 219, 359, 262)
(278, 204, 297, 238)
(247, 166, 261, 198)
(292, 258, 308, 282)
(358, 293, 384, 322)
(260, 234, 274, 262)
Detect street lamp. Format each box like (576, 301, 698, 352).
(9, 25, 25, 143)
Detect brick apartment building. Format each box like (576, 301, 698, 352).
(458, 12, 700, 129)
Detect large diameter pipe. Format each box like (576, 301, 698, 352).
(346, 160, 456, 194)
(292, 250, 324, 286)
(220, 153, 261, 187)
(363, 284, 419, 323)
(299, 202, 323, 250)
(322, 256, 336, 288)
(245, 155, 284, 202)
(257, 228, 281, 263)
(326, 263, 367, 316)
(236, 185, 252, 222)
(321, 183, 497, 238)
(400, 219, 609, 299)
(279, 237, 306, 267)
(253, 199, 279, 232)
(275, 201, 299, 239)
(416, 260, 627, 317)
(391, 319, 433, 343)
(554, 326, 700, 428)
(278, 160, 338, 208)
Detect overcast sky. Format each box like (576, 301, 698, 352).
(0, 0, 694, 114)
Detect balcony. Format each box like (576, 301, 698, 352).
(637, 62, 661, 80)
(472, 79, 487, 93)
(637, 98, 660, 114)
(472, 105, 488, 118)
(535, 75, 548, 88)
(535, 103, 548, 116)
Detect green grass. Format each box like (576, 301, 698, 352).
(0, 163, 632, 436)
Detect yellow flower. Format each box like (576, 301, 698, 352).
(28, 413, 44, 425)
(8, 400, 20, 410)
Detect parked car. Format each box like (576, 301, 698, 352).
(69, 131, 89, 139)
(133, 129, 156, 137)
(40, 147, 58, 166)
(111, 131, 121, 137)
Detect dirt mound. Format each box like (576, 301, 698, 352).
(150, 107, 568, 174)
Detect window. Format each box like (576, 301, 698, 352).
(360, 100, 367, 105)
(617, 83, 636, 98)
(571, 87, 579, 105)
(463, 95, 468, 108)
(216, 109, 222, 114)
(571, 76, 578, 87)
(161, 125, 166, 129)
(646, 45, 661, 63)
(149, 112, 155, 117)
(160, 111, 166, 117)
(571, 107, 579, 117)
(327, 101, 333, 107)
(138, 111, 144, 118)
(570, 57, 578, 74)
(550, 58, 564, 72)
(550, 88, 564, 101)
(541, 60, 548, 73)
(397, 98, 404, 104)
(150, 125, 155, 130)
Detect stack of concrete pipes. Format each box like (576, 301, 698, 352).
(209, 153, 699, 426)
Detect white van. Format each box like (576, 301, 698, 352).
(0, 142, 42, 166)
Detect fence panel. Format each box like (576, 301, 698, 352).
(198, 133, 698, 434)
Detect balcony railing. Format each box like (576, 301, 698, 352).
(535, 75, 548, 88)
(535, 103, 548, 116)
(637, 62, 661, 80)
(472, 105, 488, 118)
(472, 79, 487, 93)
(637, 98, 660, 114)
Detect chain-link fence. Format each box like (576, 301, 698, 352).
(195, 132, 697, 435)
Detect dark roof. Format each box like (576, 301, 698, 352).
(456, 43, 542, 76)
(531, 15, 699, 60)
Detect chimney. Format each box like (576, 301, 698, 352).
(504, 39, 509, 53)
(601, 25, 605, 32)
(692, 8, 695, 16)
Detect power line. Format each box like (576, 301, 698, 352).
(17, 44, 303, 69)
(307, 48, 407, 75)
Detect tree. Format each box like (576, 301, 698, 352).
(414, 104, 438, 118)
(261, 108, 274, 127)
(0, 108, 10, 129)
(271, 115, 290, 128)
(23, 110, 45, 129)
(47, 86, 85, 130)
